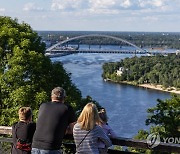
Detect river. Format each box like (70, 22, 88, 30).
(51, 45, 171, 138)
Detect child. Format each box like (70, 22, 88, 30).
(98, 108, 117, 154)
(12, 107, 36, 154)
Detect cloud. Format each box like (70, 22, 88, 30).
(89, 8, 119, 15)
(0, 8, 5, 12)
(49, 0, 180, 17)
(89, 0, 116, 9)
(0, 8, 5, 15)
(23, 3, 44, 11)
(120, 0, 132, 8)
(142, 16, 159, 22)
(152, 0, 164, 7)
(88, 0, 117, 14)
(51, 0, 85, 11)
(138, 0, 166, 8)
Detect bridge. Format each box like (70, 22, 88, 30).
(45, 34, 148, 57)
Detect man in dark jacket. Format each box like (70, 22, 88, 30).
(32, 87, 76, 154)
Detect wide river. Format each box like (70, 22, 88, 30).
(51, 45, 171, 138)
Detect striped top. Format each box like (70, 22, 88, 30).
(73, 123, 112, 154)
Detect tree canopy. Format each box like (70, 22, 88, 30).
(0, 16, 84, 125)
(102, 54, 180, 89)
(130, 94, 180, 153)
(146, 94, 180, 138)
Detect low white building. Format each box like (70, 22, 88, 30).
(176, 50, 180, 55)
(116, 67, 124, 76)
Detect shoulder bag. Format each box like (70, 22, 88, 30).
(77, 130, 91, 149)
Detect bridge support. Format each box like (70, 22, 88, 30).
(64, 42, 69, 47)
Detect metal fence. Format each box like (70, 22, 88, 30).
(0, 138, 12, 154)
(0, 126, 180, 154)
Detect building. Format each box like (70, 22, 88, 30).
(116, 67, 124, 76)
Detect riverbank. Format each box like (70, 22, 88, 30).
(139, 84, 180, 94)
(104, 78, 180, 94)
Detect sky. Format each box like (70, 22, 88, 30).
(0, 0, 180, 32)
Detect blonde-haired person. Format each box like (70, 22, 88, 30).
(73, 103, 112, 154)
(98, 108, 117, 153)
(12, 107, 36, 154)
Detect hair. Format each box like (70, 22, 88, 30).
(98, 108, 108, 124)
(51, 87, 66, 100)
(18, 107, 32, 121)
(77, 103, 100, 131)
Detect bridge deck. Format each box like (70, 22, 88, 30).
(47, 49, 146, 54)
(45, 49, 172, 58)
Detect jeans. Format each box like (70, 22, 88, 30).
(31, 148, 61, 154)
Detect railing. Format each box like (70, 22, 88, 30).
(0, 126, 180, 153)
(48, 49, 147, 54)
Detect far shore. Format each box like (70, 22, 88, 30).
(104, 78, 180, 94)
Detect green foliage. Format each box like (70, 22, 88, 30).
(0, 17, 53, 126)
(0, 16, 94, 126)
(102, 55, 180, 89)
(0, 137, 12, 154)
(146, 95, 180, 138)
(75, 95, 101, 116)
(130, 95, 180, 153)
(128, 130, 151, 153)
(113, 145, 123, 151)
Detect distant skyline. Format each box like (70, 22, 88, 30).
(0, 0, 180, 32)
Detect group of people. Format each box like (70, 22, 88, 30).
(12, 87, 117, 154)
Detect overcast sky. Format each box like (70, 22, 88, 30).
(0, 0, 180, 32)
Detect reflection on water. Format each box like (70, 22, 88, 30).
(52, 53, 170, 138)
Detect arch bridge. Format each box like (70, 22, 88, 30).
(46, 34, 147, 56)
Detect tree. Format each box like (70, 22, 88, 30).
(130, 95, 180, 153)
(102, 54, 180, 90)
(146, 94, 180, 138)
(0, 16, 82, 125)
